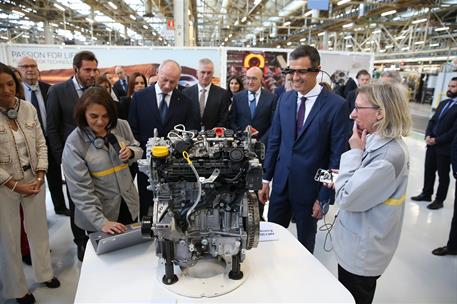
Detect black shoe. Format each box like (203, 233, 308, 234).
(55, 208, 70, 216)
(16, 293, 35, 304)
(427, 200, 443, 210)
(43, 277, 60, 288)
(22, 254, 32, 266)
(432, 246, 457, 256)
(411, 193, 432, 202)
(77, 244, 86, 262)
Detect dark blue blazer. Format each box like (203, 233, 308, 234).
(452, 133, 457, 177)
(229, 89, 277, 144)
(128, 85, 199, 150)
(113, 78, 128, 99)
(425, 98, 457, 156)
(263, 89, 349, 205)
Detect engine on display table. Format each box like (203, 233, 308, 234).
(139, 125, 263, 286)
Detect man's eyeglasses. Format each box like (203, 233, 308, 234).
(18, 64, 37, 69)
(354, 105, 380, 112)
(282, 67, 320, 75)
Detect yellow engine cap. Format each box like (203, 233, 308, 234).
(152, 146, 169, 157)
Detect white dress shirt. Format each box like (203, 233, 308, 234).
(22, 82, 47, 132)
(72, 76, 85, 98)
(198, 83, 212, 107)
(248, 87, 262, 107)
(155, 83, 172, 108)
(296, 82, 323, 127)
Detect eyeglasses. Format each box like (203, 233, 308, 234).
(282, 67, 320, 75)
(18, 64, 37, 69)
(354, 105, 380, 112)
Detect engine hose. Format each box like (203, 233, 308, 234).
(182, 151, 202, 227)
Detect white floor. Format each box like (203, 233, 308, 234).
(1, 136, 456, 304)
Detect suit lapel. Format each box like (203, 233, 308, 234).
(253, 89, 266, 121)
(147, 86, 162, 125)
(240, 90, 252, 122)
(296, 90, 324, 141)
(287, 91, 298, 139)
(66, 78, 80, 104)
(166, 89, 181, 125)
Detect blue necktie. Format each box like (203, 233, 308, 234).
(249, 91, 256, 119)
(30, 89, 44, 132)
(296, 96, 307, 137)
(122, 80, 127, 92)
(159, 93, 168, 124)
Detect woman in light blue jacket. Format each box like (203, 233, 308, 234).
(62, 87, 143, 260)
(332, 82, 411, 304)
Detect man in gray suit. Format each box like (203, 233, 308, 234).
(183, 58, 229, 130)
(47, 50, 98, 261)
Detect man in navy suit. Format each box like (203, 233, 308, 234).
(229, 67, 277, 144)
(259, 45, 349, 253)
(113, 66, 129, 99)
(411, 77, 457, 210)
(129, 60, 199, 217)
(18, 56, 69, 217)
(183, 58, 229, 130)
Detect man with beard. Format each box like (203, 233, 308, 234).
(47, 50, 98, 261)
(411, 77, 457, 210)
(259, 45, 348, 253)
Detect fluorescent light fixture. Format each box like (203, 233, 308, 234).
(246, 44, 251, 48)
(346, 44, 353, 48)
(143, 25, 148, 29)
(369, 23, 376, 28)
(435, 26, 449, 31)
(401, 47, 409, 51)
(355, 27, 364, 31)
(0, 36, 8, 40)
(414, 41, 425, 45)
(372, 29, 381, 34)
(241, 16, 247, 23)
(12, 10, 25, 16)
(224, 37, 228, 42)
(337, 0, 351, 5)
(328, 47, 333, 50)
(344, 35, 352, 40)
(385, 44, 394, 49)
(234, 20, 239, 26)
(86, 18, 94, 24)
(229, 33, 233, 38)
(342, 23, 353, 28)
(300, 37, 306, 42)
(283, 21, 291, 26)
(363, 48, 371, 51)
(381, 10, 396, 17)
(429, 43, 439, 47)
(129, 14, 136, 20)
(221, 42, 225, 46)
(108, 2, 117, 9)
(53, 3, 65, 12)
(254, 0, 262, 5)
(395, 36, 405, 40)
(304, 10, 313, 17)
(276, 45, 281, 48)
(379, 49, 386, 53)
(287, 41, 292, 46)
(318, 32, 325, 36)
(412, 18, 427, 24)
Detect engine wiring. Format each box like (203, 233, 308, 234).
(183, 151, 202, 227)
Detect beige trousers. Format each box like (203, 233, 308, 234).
(0, 170, 54, 299)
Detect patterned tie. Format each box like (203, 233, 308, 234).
(30, 89, 45, 132)
(122, 79, 128, 92)
(249, 91, 256, 119)
(159, 93, 168, 124)
(199, 88, 206, 118)
(296, 96, 307, 136)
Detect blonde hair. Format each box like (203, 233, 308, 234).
(357, 81, 411, 138)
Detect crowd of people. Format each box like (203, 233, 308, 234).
(0, 45, 455, 304)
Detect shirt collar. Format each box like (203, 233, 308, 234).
(72, 76, 85, 91)
(249, 87, 261, 96)
(23, 82, 39, 91)
(198, 83, 211, 92)
(155, 83, 172, 98)
(297, 82, 322, 100)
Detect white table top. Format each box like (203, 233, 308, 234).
(75, 222, 354, 303)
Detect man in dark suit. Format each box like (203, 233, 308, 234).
(183, 58, 229, 130)
(411, 77, 457, 210)
(432, 132, 457, 256)
(229, 67, 277, 144)
(345, 69, 371, 137)
(18, 56, 69, 216)
(259, 45, 349, 253)
(113, 66, 128, 99)
(47, 51, 98, 261)
(129, 59, 199, 218)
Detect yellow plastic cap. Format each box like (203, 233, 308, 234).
(152, 146, 169, 157)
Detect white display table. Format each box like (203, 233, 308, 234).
(75, 222, 354, 303)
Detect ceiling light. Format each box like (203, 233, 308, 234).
(342, 23, 353, 28)
(346, 44, 353, 48)
(234, 20, 239, 26)
(414, 41, 425, 45)
(363, 48, 371, 51)
(429, 43, 439, 47)
(328, 47, 333, 50)
(143, 25, 148, 29)
(53, 3, 65, 12)
(12, 10, 25, 16)
(395, 36, 405, 40)
(435, 26, 449, 31)
(108, 2, 117, 9)
(355, 27, 364, 31)
(379, 49, 386, 53)
(300, 37, 306, 42)
(317, 32, 325, 36)
(221, 42, 225, 46)
(381, 10, 396, 17)
(130, 14, 136, 20)
(337, 0, 351, 5)
(344, 35, 352, 40)
(401, 47, 409, 51)
(0, 36, 8, 40)
(276, 45, 281, 48)
(385, 45, 393, 49)
(241, 16, 247, 23)
(259, 37, 264, 42)
(372, 29, 381, 34)
(412, 18, 427, 24)
(224, 37, 228, 42)
(283, 21, 291, 26)
(369, 23, 376, 28)
(304, 10, 313, 17)
(246, 44, 251, 48)
(287, 41, 292, 46)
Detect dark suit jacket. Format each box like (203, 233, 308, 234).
(452, 133, 457, 176)
(118, 96, 132, 121)
(425, 98, 457, 156)
(46, 78, 80, 163)
(113, 78, 128, 99)
(229, 89, 277, 144)
(128, 85, 199, 150)
(274, 85, 286, 99)
(343, 77, 357, 98)
(263, 89, 348, 205)
(183, 84, 229, 130)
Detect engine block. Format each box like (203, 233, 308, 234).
(139, 126, 263, 284)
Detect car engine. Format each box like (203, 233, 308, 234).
(139, 125, 263, 285)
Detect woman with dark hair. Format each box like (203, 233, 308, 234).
(118, 72, 147, 120)
(62, 86, 143, 259)
(226, 75, 244, 102)
(0, 63, 60, 304)
(95, 75, 118, 102)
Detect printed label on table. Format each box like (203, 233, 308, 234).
(259, 222, 279, 242)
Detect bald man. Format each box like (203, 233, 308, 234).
(229, 67, 277, 145)
(17, 56, 69, 216)
(128, 59, 199, 217)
